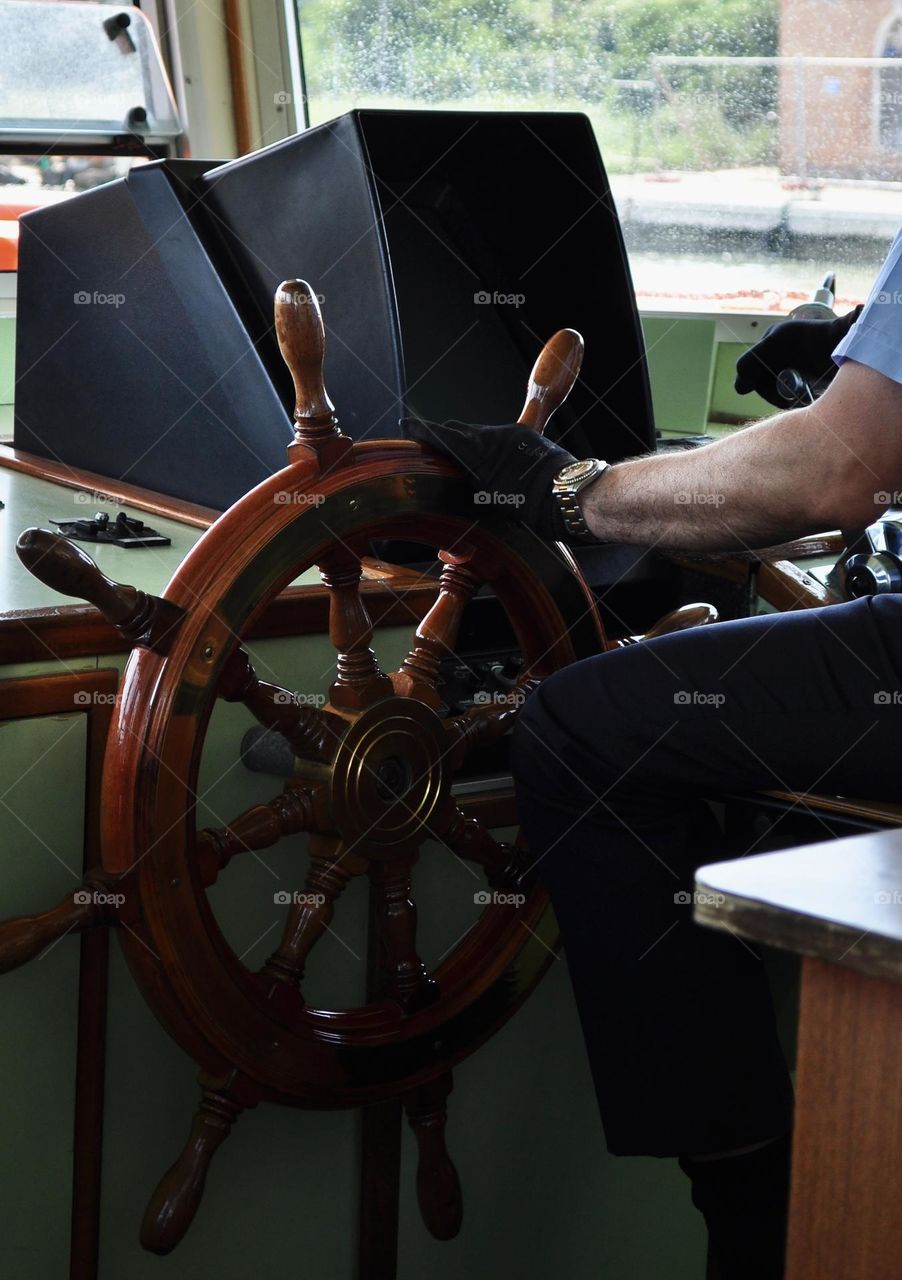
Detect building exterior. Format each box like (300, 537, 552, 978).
(780, 0, 902, 179)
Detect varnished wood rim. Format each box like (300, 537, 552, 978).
(102, 442, 606, 1106)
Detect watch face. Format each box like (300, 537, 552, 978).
(558, 460, 596, 484)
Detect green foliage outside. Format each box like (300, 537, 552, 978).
(296, 0, 779, 171)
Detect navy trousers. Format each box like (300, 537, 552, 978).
(511, 593, 902, 1157)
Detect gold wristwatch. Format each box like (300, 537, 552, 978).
(552, 458, 611, 541)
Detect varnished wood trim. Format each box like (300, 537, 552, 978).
(670, 533, 843, 566)
(0, 446, 219, 529)
(224, 0, 254, 155)
(0, 578, 441, 665)
(756, 559, 839, 611)
(762, 789, 902, 827)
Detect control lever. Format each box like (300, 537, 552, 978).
(777, 270, 838, 406)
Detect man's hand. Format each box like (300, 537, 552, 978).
(404, 418, 579, 542)
(735, 307, 862, 407)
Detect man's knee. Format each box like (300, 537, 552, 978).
(512, 658, 631, 803)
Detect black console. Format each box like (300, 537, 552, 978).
(15, 110, 654, 510)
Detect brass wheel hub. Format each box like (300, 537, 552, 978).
(326, 696, 450, 857)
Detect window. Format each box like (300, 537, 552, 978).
(879, 15, 902, 149)
(0, 0, 182, 271)
(295, 0, 902, 314)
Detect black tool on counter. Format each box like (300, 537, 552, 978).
(50, 510, 170, 548)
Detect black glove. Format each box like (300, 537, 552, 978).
(734, 306, 862, 407)
(404, 417, 579, 542)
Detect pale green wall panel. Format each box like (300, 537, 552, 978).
(0, 315, 14, 406)
(641, 316, 717, 434)
(0, 713, 86, 1276)
(710, 341, 776, 423)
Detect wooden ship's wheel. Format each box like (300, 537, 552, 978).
(1, 281, 713, 1261)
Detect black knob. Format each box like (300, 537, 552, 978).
(844, 552, 902, 598)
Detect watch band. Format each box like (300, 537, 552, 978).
(556, 488, 593, 540)
(552, 459, 610, 541)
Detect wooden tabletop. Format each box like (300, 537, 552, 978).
(695, 830, 902, 984)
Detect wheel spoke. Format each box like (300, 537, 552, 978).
(443, 675, 539, 765)
(441, 805, 524, 888)
(319, 548, 394, 710)
(369, 855, 437, 1012)
(195, 784, 328, 888)
(404, 1072, 462, 1240)
(218, 646, 343, 762)
(260, 836, 367, 996)
(391, 548, 480, 706)
(141, 1071, 252, 1255)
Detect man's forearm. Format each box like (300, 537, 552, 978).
(578, 395, 880, 552)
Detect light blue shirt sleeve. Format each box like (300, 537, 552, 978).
(833, 227, 902, 384)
